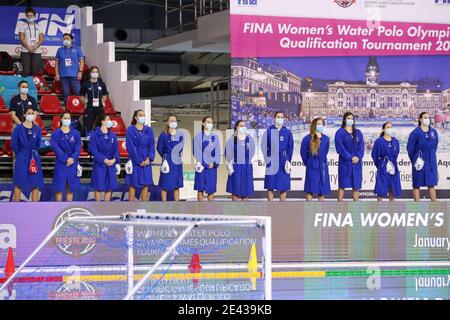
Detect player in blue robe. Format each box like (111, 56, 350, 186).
(51, 113, 81, 201)
(11, 107, 44, 202)
(225, 120, 255, 201)
(300, 118, 331, 200)
(371, 122, 402, 201)
(157, 115, 184, 201)
(193, 116, 221, 201)
(125, 110, 155, 201)
(262, 112, 294, 201)
(406, 112, 439, 201)
(88, 115, 120, 201)
(335, 112, 365, 201)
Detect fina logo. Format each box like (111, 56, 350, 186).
(334, 0, 357, 8)
(237, 0, 258, 6)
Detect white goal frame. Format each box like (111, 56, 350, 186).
(0, 211, 272, 300)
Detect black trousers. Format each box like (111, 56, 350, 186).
(20, 52, 42, 77)
(84, 107, 104, 135)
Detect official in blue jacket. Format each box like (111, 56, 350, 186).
(193, 116, 221, 201)
(225, 120, 255, 201)
(51, 112, 82, 202)
(262, 112, 294, 202)
(300, 118, 331, 201)
(11, 106, 44, 202)
(125, 110, 155, 202)
(88, 115, 120, 202)
(406, 112, 439, 201)
(157, 115, 184, 202)
(335, 112, 365, 201)
(371, 122, 402, 201)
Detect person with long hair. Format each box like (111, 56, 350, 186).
(193, 116, 221, 201)
(51, 112, 81, 202)
(300, 117, 330, 201)
(11, 106, 43, 201)
(371, 122, 401, 201)
(125, 110, 155, 202)
(225, 120, 255, 201)
(157, 115, 184, 201)
(407, 112, 439, 201)
(79, 66, 109, 135)
(88, 115, 120, 201)
(262, 111, 294, 201)
(334, 112, 365, 201)
(19, 7, 44, 77)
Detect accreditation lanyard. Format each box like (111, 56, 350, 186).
(27, 23, 38, 40)
(21, 98, 30, 116)
(91, 82, 100, 107)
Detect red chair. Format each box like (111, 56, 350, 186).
(2, 140, 13, 156)
(109, 115, 126, 136)
(118, 140, 128, 157)
(52, 80, 62, 95)
(44, 59, 56, 77)
(0, 96, 9, 113)
(33, 76, 52, 95)
(103, 97, 118, 115)
(0, 114, 13, 134)
(51, 115, 61, 131)
(40, 95, 64, 114)
(35, 114, 48, 135)
(80, 147, 89, 157)
(66, 96, 85, 114)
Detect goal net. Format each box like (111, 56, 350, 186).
(0, 211, 272, 300)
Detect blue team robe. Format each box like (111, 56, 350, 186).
(335, 127, 365, 190)
(300, 134, 331, 196)
(12, 124, 44, 190)
(157, 131, 184, 191)
(125, 125, 155, 188)
(371, 137, 402, 197)
(262, 125, 294, 192)
(193, 131, 221, 194)
(406, 126, 439, 188)
(225, 135, 255, 197)
(89, 127, 120, 192)
(51, 127, 81, 193)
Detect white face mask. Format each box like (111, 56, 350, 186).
(106, 120, 114, 128)
(346, 119, 354, 127)
(238, 127, 247, 135)
(26, 17, 35, 23)
(63, 39, 72, 47)
(422, 118, 430, 127)
(275, 118, 284, 126)
(169, 122, 177, 129)
(205, 123, 213, 131)
(90, 72, 99, 79)
(62, 119, 71, 127)
(385, 128, 393, 136)
(25, 114, 35, 122)
(137, 116, 146, 125)
(20, 87, 29, 95)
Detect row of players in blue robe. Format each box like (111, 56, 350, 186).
(11, 107, 439, 202)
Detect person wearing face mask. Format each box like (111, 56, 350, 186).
(79, 66, 109, 135)
(225, 120, 255, 201)
(9, 80, 38, 126)
(125, 110, 155, 202)
(157, 115, 185, 202)
(335, 112, 365, 201)
(371, 122, 401, 202)
(300, 118, 331, 201)
(11, 106, 43, 202)
(88, 115, 120, 202)
(262, 111, 294, 202)
(50, 113, 82, 202)
(407, 112, 439, 202)
(55, 33, 85, 104)
(19, 7, 44, 77)
(193, 116, 221, 201)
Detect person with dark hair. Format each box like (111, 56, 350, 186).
(125, 110, 155, 202)
(19, 7, 44, 76)
(11, 106, 43, 201)
(225, 120, 255, 201)
(371, 122, 401, 201)
(50, 113, 81, 202)
(9, 80, 38, 126)
(193, 116, 221, 201)
(407, 112, 439, 201)
(79, 66, 109, 135)
(300, 117, 330, 201)
(55, 33, 85, 104)
(88, 115, 120, 202)
(157, 115, 184, 202)
(334, 112, 365, 201)
(262, 111, 294, 201)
